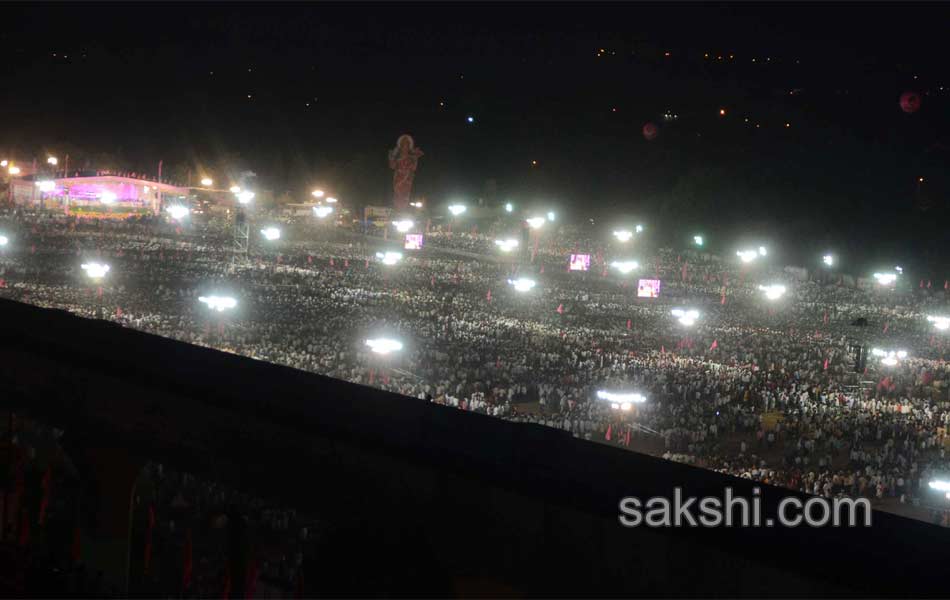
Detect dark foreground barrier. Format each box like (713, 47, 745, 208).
(0, 297, 946, 597)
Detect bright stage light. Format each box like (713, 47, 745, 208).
(409, 201, 423, 208)
(823, 254, 834, 267)
(392, 219, 414, 233)
(166, 205, 190, 220)
(325, 196, 338, 204)
(526, 217, 545, 229)
(873, 272, 897, 285)
(198, 295, 237, 312)
(260, 227, 281, 241)
(505, 202, 513, 213)
(81, 262, 110, 279)
(671, 308, 699, 326)
(635, 224, 644, 233)
(693, 235, 704, 246)
(0, 160, 6, 167)
(872, 348, 907, 366)
(229, 185, 241, 193)
(495, 238, 519, 252)
(376, 251, 403, 265)
(737, 249, 758, 263)
(100, 191, 117, 205)
(927, 316, 950, 331)
(547, 211, 556, 222)
(448, 204, 467, 216)
(237, 191, 255, 204)
(313, 205, 333, 218)
(613, 230, 633, 243)
(597, 390, 646, 406)
(758, 284, 786, 300)
(508, 278, 536, 292)
(36, 180, 55, 192)
(312, 189, 325, 198)
(894, 266, 903, 274)
(610, 260, 639, 274)
(929, 480, 950, 493)
(758, 246, 767, 256)
(365, 337, 403, 355)
(47, 156, 58, 166)
(0, 235, 9, 246)
(8, 166, 20, 175)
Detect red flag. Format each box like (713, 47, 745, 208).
(710, 339, 718, 350)
(144, 505, 155, 574)
(720, 292, 726, 305)
(182, 529, 193, 590)
(368, 368, 376, 385)
(486, 289, 492, 302)
(307, 255, 312, 264)
(38, 466, 51, 525)
(823, 311, 828, 324)
(556, 303, 564, 314)
(222, 567, 232, 599)
(71, 526, 82, 564)
(116, 306, 123, 317)
(928, 280, 932, 288)
(883, 322, 889, 334)
(661, 346, 665, 354)
(18, 510, 30, 547)
(626, 319, 631, 330)
(430, 276, 435, 286)
(823, 358, 829, 370)
(681, 262, 687, 281)
(920, 279, 925, 288)
(329, 257, 335, 266)
(605, 424, 612, 441)
(245, 560, 259, 599)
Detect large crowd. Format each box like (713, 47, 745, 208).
(2, 207, 950, 533)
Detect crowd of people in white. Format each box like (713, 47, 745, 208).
(2, 208, 950, 530)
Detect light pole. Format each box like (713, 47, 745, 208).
(82, 262, 110, 318)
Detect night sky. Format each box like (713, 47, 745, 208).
(1, 2, 948, 275)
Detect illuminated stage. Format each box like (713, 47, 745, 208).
(11, 175, 190, 217)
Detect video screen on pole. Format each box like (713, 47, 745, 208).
(637, 279, 661, 298)
(569, 254, 591, 271)
(404, 234, 424, 250)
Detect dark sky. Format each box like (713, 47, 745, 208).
(1, 2, 948, 274)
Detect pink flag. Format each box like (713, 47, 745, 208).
(823, 358, 829, 370)
(681, 262, 687, 281)
(720, 293, 726, 305)
(329, 258, 335, 267)
(344, 259, 349, 267)
(928, 280, 932, 288)
(307, 255, 312, 264)
(883, 322, 889, 334)
(626, 319, 631, 330)
(605, 424, 612, 441)
(710, 339, 718, 350)
(540, 264, 545, 274)
(430, 276, 435, 286)
(920, 279, 924, 288)
(365, 259, 369, 268)
(823, 311, 828, 324)
(486, 289, 492, 302)
(556, 303, 564, 314)
(661, 346, 665, 354)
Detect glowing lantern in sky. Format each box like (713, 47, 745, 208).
(900, 91, 921, 114)
(642, 122, 658, 141)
